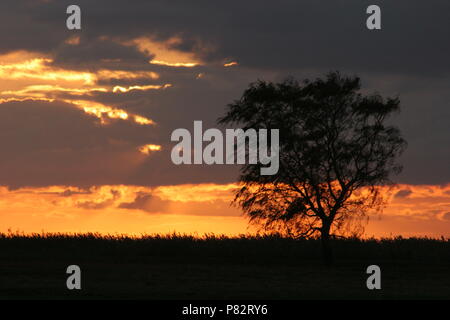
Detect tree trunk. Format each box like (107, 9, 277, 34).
(321, 223, 334, 266)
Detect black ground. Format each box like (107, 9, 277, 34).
(1, 233, 449, 299)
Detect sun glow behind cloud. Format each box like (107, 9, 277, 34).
(1, 85, 108, 97)
(96, 69, 160, 80)
(68, 100, 155, 125)
(125, 36, 203, 68)
(150, 60, 199, 67)
(138, 144, 162, 155)
(112, 84, 172, 93)
(65, 35, 81, 45)
(0, 51, 166, 126)
(0, 53, 161, 84)
(224, 61, 238, 67)
(0, 57, 95, 84)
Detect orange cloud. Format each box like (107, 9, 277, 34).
(96, 69, 159, 81)
(224, 61, 238, 67)
(0, 51, 165, 126)
(150, 60, 199, 67)
(68, 100, 155, 125)
(138, 144, 162, 155)
(112, 84, 171, 93)
(1, 85, 108, 98)
(0, 57, 95, 84)
(125, 36, 203, 67)
(0, 52, 160, 85)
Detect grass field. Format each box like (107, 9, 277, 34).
(0, 233, 449, 299)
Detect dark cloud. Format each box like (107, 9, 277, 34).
(38, 189, 93, 197)
(0, 0, 449, 188)
(394, 189, 413, 199)
(117, 191, 242, 216)
(443, 212, 450, 221)
(2, 1, 449, 75)
(59, 189, 92, 197)
(0, 99, 155, 188)
(50, 37, 154, 71)
(118, 192, 169, 212)
(0, 99, 240, 188)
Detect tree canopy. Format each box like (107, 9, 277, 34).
(219, 72, 407, 264)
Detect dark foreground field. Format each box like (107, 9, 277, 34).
(0, 233, 449, 299)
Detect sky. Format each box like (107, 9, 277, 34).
(0, 0, 449, 237)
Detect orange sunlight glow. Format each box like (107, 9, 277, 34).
(64, 35, 81, 45)
(0, 51, 164, 126)
(125, 36, 203, 67)
(138, 144, 162, 155)
(96, 69, 160, 80)
(0, 184, 245, 236)
(150, 60, 199, 67)
(0, 97, 55, 104)
(0, 54, 160, 84)
(0, 57, 95, 84)
(134, 115, 155, 125)
(1, 85, 108, 98)
(68, 100, 155, 125)
(224, 61, 238, 67)
(0, 183, 448, 238)
(112, 84, 172, 93)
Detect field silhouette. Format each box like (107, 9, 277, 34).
(1, 233, 449, 299)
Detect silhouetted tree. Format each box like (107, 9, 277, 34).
(219, 72, 407, 265)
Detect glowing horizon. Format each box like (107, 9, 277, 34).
(1, 183, 449, 238)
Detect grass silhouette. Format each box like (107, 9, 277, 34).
(1, 232, 449, 299)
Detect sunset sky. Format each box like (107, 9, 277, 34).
(0, 0, 449, 238)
